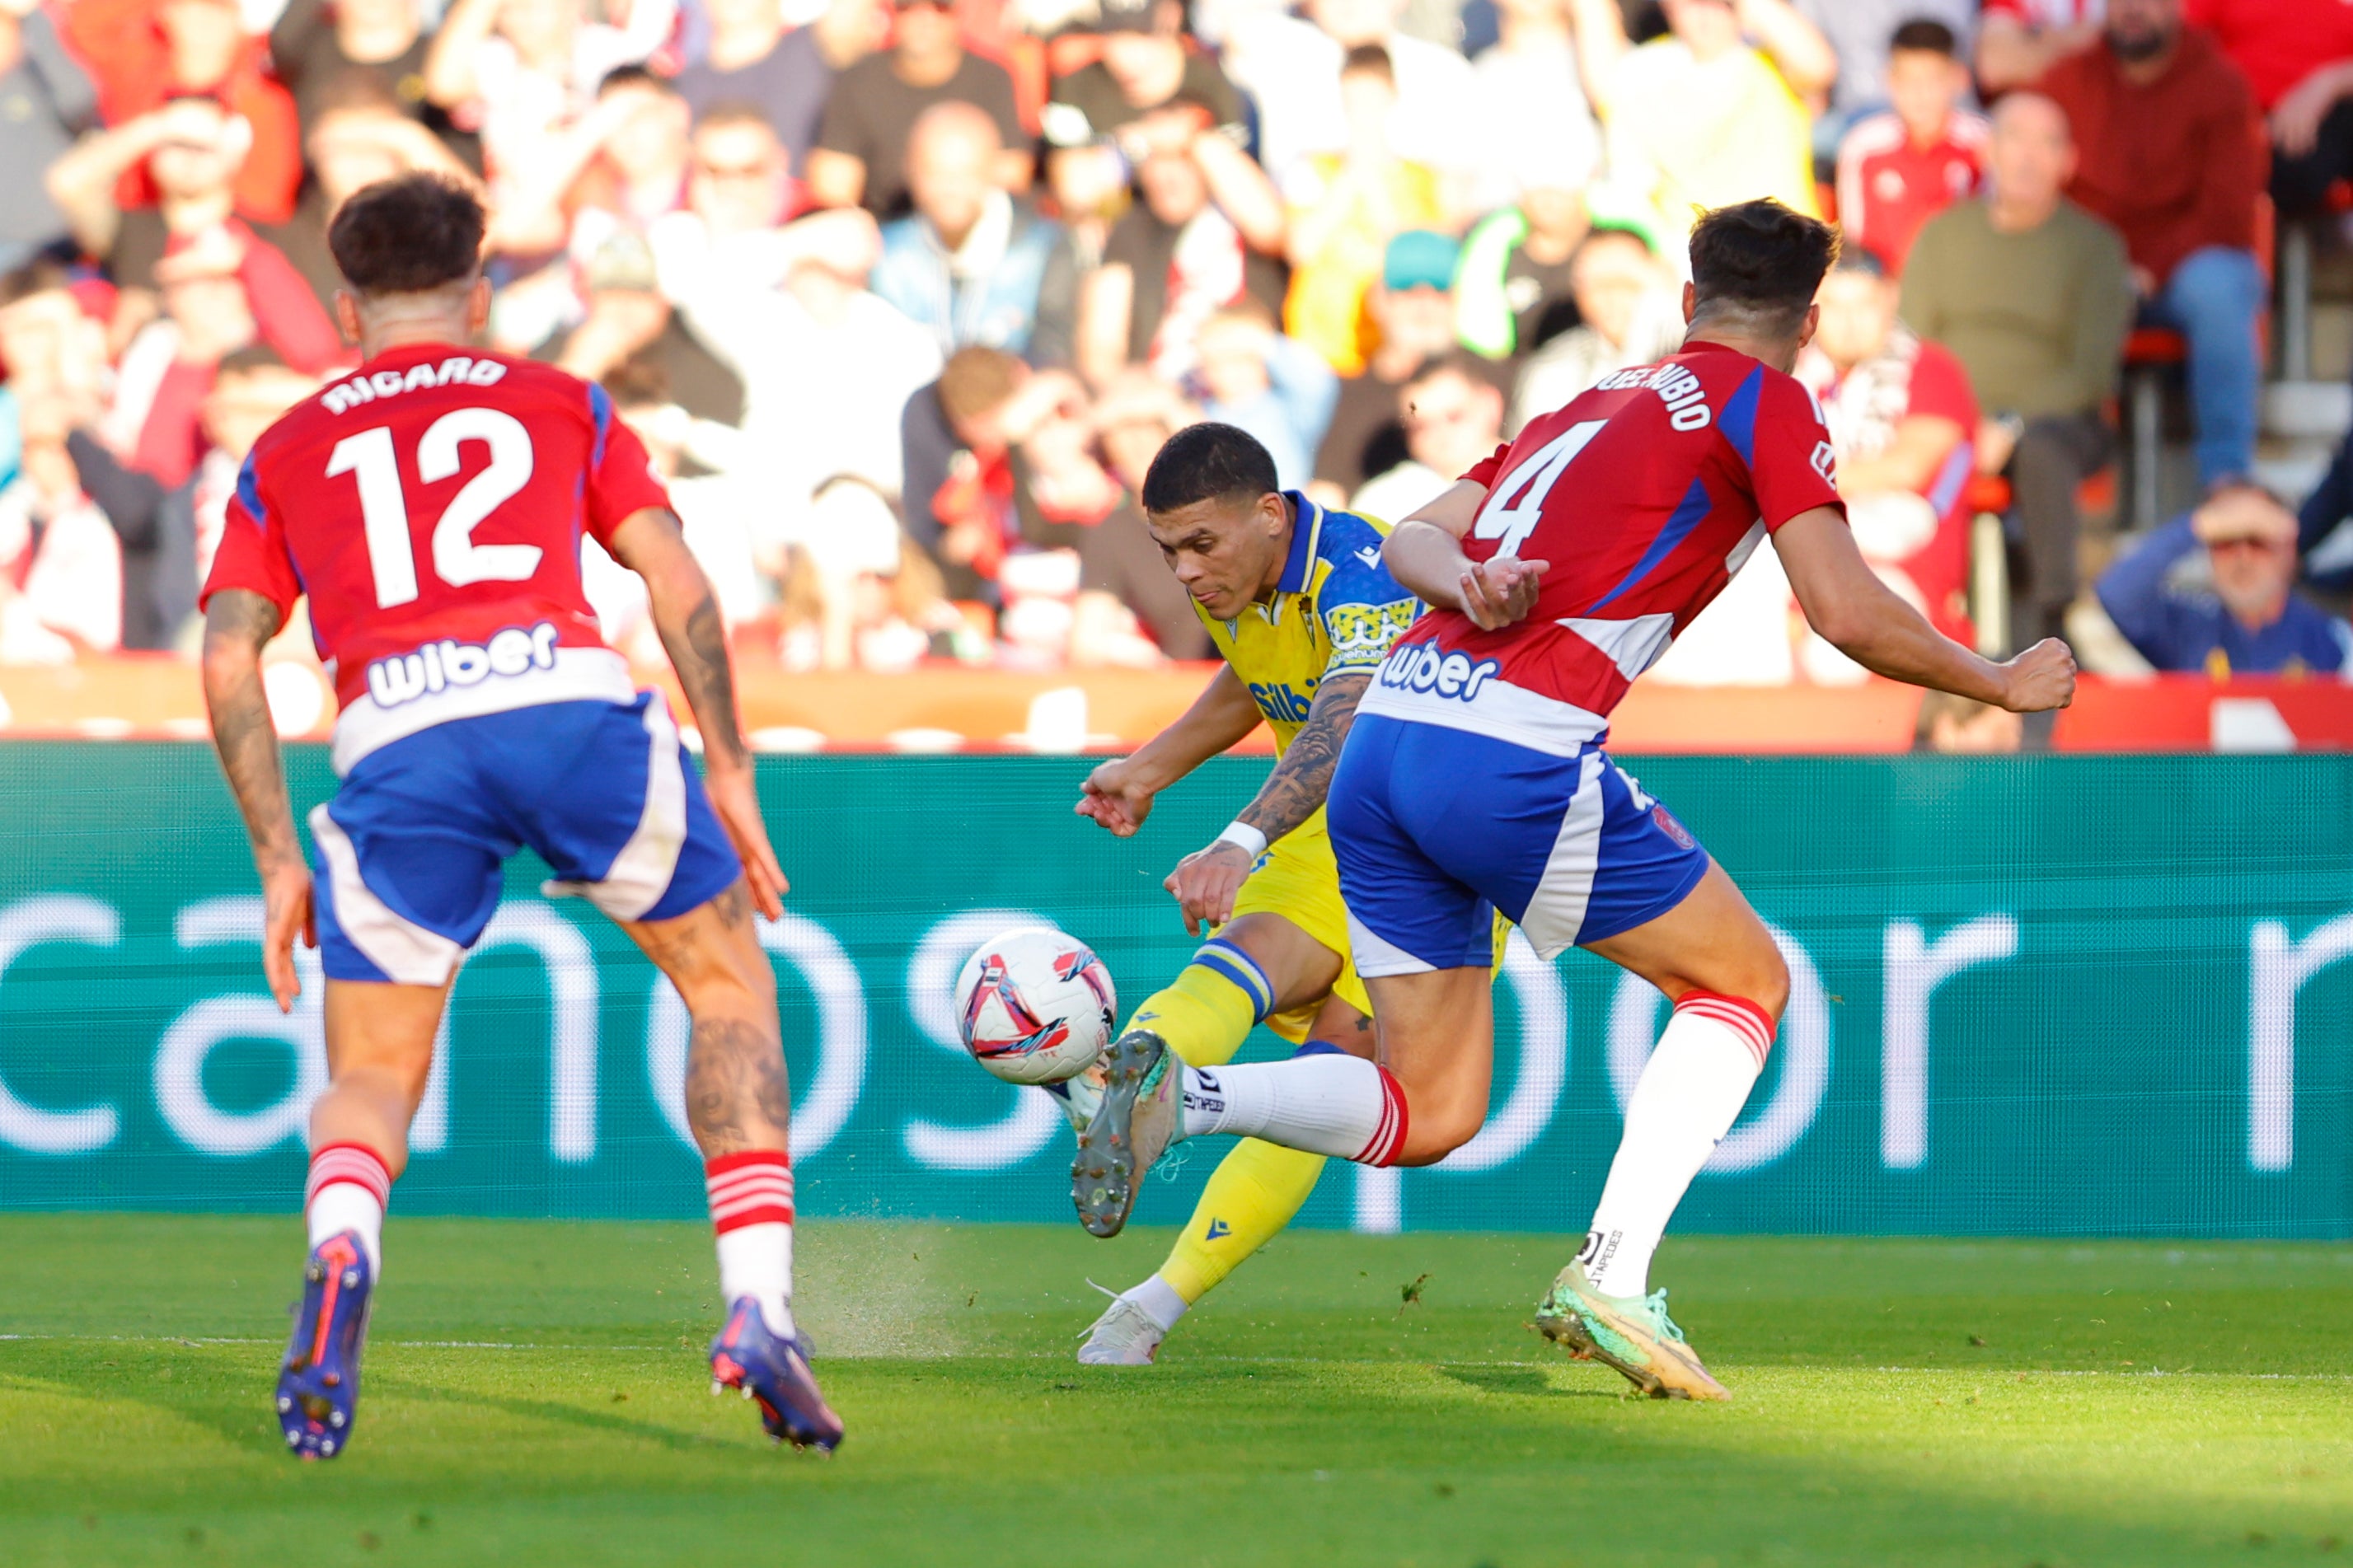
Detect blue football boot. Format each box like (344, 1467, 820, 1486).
(276, 1231, 374, 1459)
(709, 1298, 844, 1452)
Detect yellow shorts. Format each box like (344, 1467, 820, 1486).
(1225, 811, 1512, 1044)
(1225, 810, 1369, 1044)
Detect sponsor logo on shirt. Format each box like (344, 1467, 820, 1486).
(322, 356, 508, 415)
(1376, 639, 1502, 702)
(1249, 681, 1317, 724)
(364, 621, 561, 708)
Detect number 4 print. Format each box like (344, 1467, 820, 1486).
(326, 407, 540, 610)
(1471, 419, 1606, 558)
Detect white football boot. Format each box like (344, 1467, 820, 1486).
(1075, 1285, 1166, 1366)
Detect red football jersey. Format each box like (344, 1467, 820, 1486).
(1835, 111, 1988, 274)
(1361, 342, 1843, 751)
(203, 343, 672, 773)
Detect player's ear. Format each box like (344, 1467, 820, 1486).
(1796, 302, 1821, 352)
(1680, 282, 1696, 325)
(332, 290, 363, 348)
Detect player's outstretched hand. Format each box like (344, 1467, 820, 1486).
(1997, 638, 2079, 713)
(1165, 840, 1253, 937)
(1076, 758, 1155, 837)
(705, 767, 790, 920)
(262, 860, 315, 1014)
(1459, 556, 1550, 630)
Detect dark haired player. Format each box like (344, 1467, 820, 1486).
(1062, 421, 1448, 1363)
(1073, 200, 2079, 1398)
(199, 175, 841, 1455)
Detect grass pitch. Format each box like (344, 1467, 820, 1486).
(0, 1216, 2346, 1567)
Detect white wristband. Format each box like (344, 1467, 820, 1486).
(1216, 821, 1269, 858)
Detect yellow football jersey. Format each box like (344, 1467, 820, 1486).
(1192, 494, 1423, 755)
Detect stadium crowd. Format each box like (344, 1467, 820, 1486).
(5, 0, 2353, 687)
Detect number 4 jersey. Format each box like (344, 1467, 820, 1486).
(1359, 340, 1844, 752)
(202, 344, 673, 775)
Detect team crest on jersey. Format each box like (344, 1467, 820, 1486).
(1652, 805, 1696, 851)
(1811, 440, 1838, 483)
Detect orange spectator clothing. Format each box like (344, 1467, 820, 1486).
(2182, 0, 2353, 111)
(2036, 27, 2266, 287)
(59, 0, 302, 224)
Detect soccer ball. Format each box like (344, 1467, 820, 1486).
(953, 927, 1118, 1085)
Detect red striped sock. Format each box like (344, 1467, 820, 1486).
(305, 1142, 391, 1273)
(705, 1149, 794, 1233)
(1671, 990, 1776, 1070)
(1352, 1066, 1412, 1168)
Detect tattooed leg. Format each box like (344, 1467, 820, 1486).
(618, 880, 789, 1157)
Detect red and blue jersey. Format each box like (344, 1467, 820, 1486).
(201, 342, 672, 774)
(1359, 340, 1843, 753)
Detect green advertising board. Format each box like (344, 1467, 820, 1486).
(0, 742, 2346, 1238)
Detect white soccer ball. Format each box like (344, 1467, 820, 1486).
(952, 927, 1118, 1085)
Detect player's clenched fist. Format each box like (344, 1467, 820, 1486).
(1076, 758, 1156, 837)
(1997, 638, 2078, 712)
(1459, 556, 1550, 630)
(1165, 840, 1253, 937)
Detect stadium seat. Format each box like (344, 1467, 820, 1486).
(1966, 474, 2011, 656)
(2123, 326, 2186, 535)
(2276, 180, 2352, 385)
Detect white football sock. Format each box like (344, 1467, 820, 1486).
(715, 1222, 797, 1339)
(305, 1142, 391, 1277)
(1123, 1273, 1189, 1332)
(1582, 992, 1773, 1299)
(1179, 1056, 1406, 1165)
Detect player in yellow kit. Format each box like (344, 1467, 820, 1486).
(1062, 422, 1423, 1364)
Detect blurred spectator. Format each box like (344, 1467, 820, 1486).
(1310, 231, 1460, 503)
(2037, 0, 2266, 490)
(901, 348, 1093, 597)
(871, 101, 1072, 362)
(1834, 20, 1988, 274)
(1914, 689, 2025, 751)
(546, 232, 745, 426)
(270, 0, 476, 167)
(424, 0, 678, 229)
(2182, 0, 2353, 218)
(1223, 0, 1482, 188)
(1281, 46, 1445, 375)
(673, 0, 841, 172)
(276, 77, 485, 309)
(496, 65, 696, 260)
(0, 0, 99, 269)
(1796, 253, 1979, 648)
(1352, 353, 1504, 521)
(668, 207, 941, 501)
(2098, 484, 2352, 675)
(1455, 148, 1599, 363)
(0, 264, 118, 658)
(1467, 0, 1602, 215)
(1587, 0, 1832, 245)
(1073, 369, 1214, 660)
(1075, 98, 1286, 385)
(1190, 301, 1338, 489)
(64, 345, 314, 650)
(790, 475, 966, 671)
(2298, 417, 2353, 592)
(1511, 226, 1683, 428)
(807, 0, 1029, 221)
(1903, 91, 2133, 645)
(1794, 0, 1976, 155)
(599, 356, 767, 631)
(63, 0, 302, 223)
(1978, 0, 2102, 93)
(1043, 0, 1246, 151)
(651, 107, 811, 300)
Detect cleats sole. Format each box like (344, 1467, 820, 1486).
(1535, 1275, 1731, 1403)
(1071, 1030, 1165, 1238)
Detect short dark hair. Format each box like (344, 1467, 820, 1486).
(1141, 421, 1279, 515)
(0, 258, 74, 309)
(216, 344, 289, 378)
(598, 63, 677, 98)
(328, 173, 485, 297)
(601, 353, 672, 410)
(1687, 199, 1840, 335)
(1340, 43, 1393, 82)
(1889, 17, 1959, 56)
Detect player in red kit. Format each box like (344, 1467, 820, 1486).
(199, 175, 841, 1457)
(1070, 201, 2079, 1399)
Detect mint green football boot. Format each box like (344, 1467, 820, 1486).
(1534, 1265, 1731, 1402)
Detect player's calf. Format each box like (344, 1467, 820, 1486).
(276, 1143, 392, 1459)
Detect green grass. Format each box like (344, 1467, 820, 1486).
(1, 1217, 2348, 1567)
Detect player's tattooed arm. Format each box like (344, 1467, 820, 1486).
(1237, 670, 1371, 845)
(200, 589, 298, 873)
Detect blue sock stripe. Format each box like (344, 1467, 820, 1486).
(1193, 940, 1274, 1023)
(1291, 1041, 1348, 1058)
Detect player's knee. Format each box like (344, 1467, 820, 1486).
(1387, 1085, 1484, 1167)
(1748, 948, 1790, 1026)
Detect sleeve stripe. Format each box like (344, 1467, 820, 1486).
(588, 381, 614, 468)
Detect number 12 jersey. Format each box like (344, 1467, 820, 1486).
(202, 344, 673, 775)
(1358, 341, 1844, 755)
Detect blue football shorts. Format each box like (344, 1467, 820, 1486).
(309, 692, 742, 984)
(1329, 712, 1712, 974)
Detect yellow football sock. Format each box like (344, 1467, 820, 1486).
(1158, 1137, 1327, 1305)
(1127, 937, 1274, 1070)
